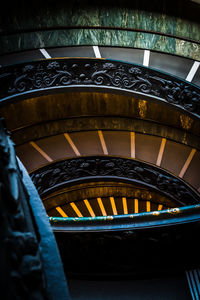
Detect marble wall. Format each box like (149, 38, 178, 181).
(1, 1, 200, 60)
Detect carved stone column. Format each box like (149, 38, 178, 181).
(0, 118, 70, 300)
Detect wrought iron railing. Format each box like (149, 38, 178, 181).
(0, 58, 200, 118)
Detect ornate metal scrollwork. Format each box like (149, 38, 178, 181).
(0, 58, 200, 117)
(30, 156, 200, 206)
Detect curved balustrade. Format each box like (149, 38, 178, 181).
(0, 58, 200, 118)
(50, 204, 200, 232)
(30, 155, 200, 205)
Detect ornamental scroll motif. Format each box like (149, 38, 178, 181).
(30, 156, 200, 206)
(0, 58, 200, 116)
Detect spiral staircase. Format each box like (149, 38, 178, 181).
(1, 1, 200, 299)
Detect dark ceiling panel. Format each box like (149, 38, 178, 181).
(135, 133, 161, 164)
(91, 198, 104, 217)
(149, 52, 194, 79)
(183, 151, 200, 190)
(62, 203, 78, 218)
(192, 66, 200, 87)
(36, 134, 75, 160)
(0, 50, 44, 66)
(161, 140, 191, 176)
(48, 207, 62, 218)
(102, 197, 113, 216)
(47, 46, 95, 58)
(115, 197, 124, 215)
(138, 200, 146, 213)
(126, 198, 134, 214)
(74, 201, 90, 218)
(103, 131, 130, 157)
(16, 143, 48, 172)
(99, 47, 144, 64)
(69, 131, 103, 155)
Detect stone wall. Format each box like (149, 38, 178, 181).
(1, 0, 200, 59)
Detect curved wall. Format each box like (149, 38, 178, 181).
(1, 0, 200, 59)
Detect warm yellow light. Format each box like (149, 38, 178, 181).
(64, 133, 80, 156)
(110, 197, 118, 215)
(130, 132, 135, 158)
(146, 201, 151, 212)
(134, 199, 139, 213)
(84, 199, 96, 217)
(70, 202, 83, 217)
(158, 204, 163, 211)
(98, 130, 108, 155)
(122, 197, 128, 214)
(56, 206, 68, 217)
(97, 197, 107, 216)
(179, 149, 196, 178)
(156, 138, 166, 166)
(30, 141, 53, 162)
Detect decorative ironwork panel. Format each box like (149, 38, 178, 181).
(0, 58, 200, 117)
(30, 156, 200, 205)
